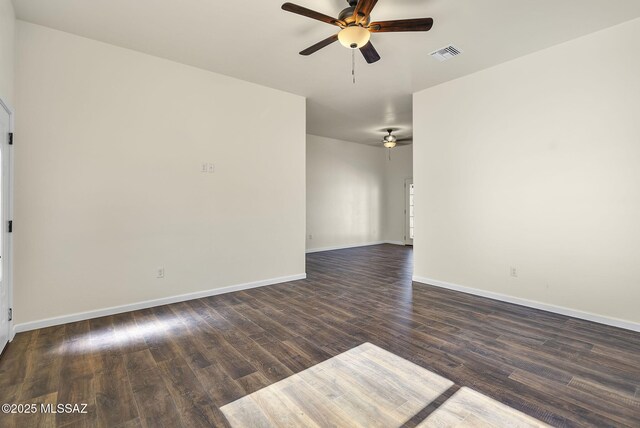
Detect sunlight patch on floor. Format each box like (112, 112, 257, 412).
(50, 317, 184, 355)
(221, 342, 453, 427)
(221, 342, 551, 427)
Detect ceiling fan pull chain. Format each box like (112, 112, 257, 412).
(352, 48, 356, 84)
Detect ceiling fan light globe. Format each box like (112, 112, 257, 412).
(338, 26, 370, 49)
(384, 141, 397, 148)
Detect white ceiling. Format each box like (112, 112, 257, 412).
(13, 0, 640, 144)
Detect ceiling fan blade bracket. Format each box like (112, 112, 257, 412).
(352, 0, 379, 22)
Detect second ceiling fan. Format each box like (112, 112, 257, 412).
(282, 0, 434, 64)
(382, 129, 412, 148)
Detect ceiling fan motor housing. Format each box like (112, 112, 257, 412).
(384, 129, 397, 143)
(338, 6, 370, 26)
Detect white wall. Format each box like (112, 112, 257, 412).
(414, 18, 640, 325)
(306, 134, 412, 252)
(306, 134, 384, 251)
(14, 22, 306, 327)
(384, 145, 413, 244)
(0, 0, 14, 105)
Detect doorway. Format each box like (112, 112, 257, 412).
(0, 98, 13, 353)
(404, 178, 414, 246)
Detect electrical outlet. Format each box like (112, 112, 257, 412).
(510, 267, 518, 278)
(157, 267, 165, 278)
(308, 234, 313, 240)
(201, 163, 216, 173)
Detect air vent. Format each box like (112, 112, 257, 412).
(430, 45, 462, 62)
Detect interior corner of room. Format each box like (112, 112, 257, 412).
(306, 134, 413, 253)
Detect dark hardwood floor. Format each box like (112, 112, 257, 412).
(1, 244, 639, 427)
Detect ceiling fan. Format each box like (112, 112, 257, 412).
(382, 129, 412, 148)
(282, 0, 434, 64)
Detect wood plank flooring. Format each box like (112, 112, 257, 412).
(418, 387, 550, 427)
(221, 342, 454, 427)
(0, 244, 639, 427)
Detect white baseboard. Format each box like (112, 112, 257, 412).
(12, 273, 307, 335)
(306, 241, 405, 253)
(413, 276, 640, 333)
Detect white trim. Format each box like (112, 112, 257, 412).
(13, 273, 306, 334)
(404, 177, 414, 246)
(306, 241, 405, 254)
(0, 98, 13, 344)
(413, 276, 640, 333)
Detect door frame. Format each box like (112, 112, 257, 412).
(404, 178, 413, 246)
(0, 97, 14, 344)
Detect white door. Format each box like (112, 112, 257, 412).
(404, 178, 414, 246)
(0, 99, 12, 353)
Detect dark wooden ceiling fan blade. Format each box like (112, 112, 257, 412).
(353, 0, 379, 22)
(369, 18, 434, 32)
(282, 3, 345, 27)
(300, 34, 339, 56)
(359, 41, 381, 64)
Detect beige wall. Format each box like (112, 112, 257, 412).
(306, 134, 384, 251)
(414, 18, 640, 325)
(14, 22, 306, 327)
(383, 145, 413, 244)
(0, 0, 14, 106)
